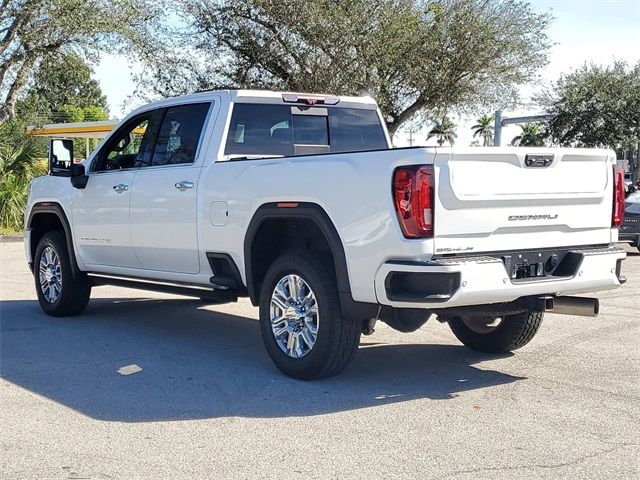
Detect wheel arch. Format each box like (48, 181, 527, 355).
(27, 202, 81, 278)
(243, 202, 377, 321)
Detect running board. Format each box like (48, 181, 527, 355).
(88, 274, 238, 303)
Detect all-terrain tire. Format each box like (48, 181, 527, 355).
(448, 310, 543, 353)
(34, 230, 91, 316)
(259, 253, 361, 380)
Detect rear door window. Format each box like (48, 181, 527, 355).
(150, 103, 210, 167)
(224, 103, 387, 157)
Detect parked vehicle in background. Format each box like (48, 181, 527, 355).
(24, 90, 628, 379)
(619, 191, 640, 251)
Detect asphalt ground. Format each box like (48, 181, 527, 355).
(1, 241, 638, 479)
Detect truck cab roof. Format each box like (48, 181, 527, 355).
(130, 90, 379, 116)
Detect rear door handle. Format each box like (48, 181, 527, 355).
(174, 180, 194, 191)
(113, 184, 128, 193)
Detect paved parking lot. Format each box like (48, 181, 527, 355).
(1, 241, 638, 479)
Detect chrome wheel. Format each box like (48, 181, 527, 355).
(460, 315, 504, 334)
(270, 274, 319, 358)
(39, 246, 62, 303)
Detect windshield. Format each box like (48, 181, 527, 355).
(224, 103, 388, 158)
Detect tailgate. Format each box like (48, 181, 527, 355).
(433, 148, 615, 255)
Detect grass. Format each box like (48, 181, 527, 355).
(0, 226, 22, 236)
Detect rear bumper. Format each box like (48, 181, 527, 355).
(374, 246, 627, 309)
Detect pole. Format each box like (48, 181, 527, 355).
(494, 110, 502, 146)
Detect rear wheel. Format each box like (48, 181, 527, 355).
(34, 231, 91, 316)
(448, 310, 543, 353)
(258, 253, 361, 380)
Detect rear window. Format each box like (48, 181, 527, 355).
(224, 104, 387, 157)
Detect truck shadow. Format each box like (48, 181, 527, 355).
(1, 297, 523, 422)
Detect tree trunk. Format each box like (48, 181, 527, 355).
(0, 54, 35, 127)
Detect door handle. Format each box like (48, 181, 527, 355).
(174, 180, 194, 191)
(113, 184, 128, 193)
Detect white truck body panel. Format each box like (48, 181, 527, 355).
(433, 148, 617, 255)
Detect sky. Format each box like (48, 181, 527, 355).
(94, 0, 640, 147)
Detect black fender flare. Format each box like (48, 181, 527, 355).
(27, 202, 82, 278)
(243, 202, 377, 321)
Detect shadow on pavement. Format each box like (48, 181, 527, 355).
(0, 297, 523, 422)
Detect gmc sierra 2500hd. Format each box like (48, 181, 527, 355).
(25, 90, 628, 379)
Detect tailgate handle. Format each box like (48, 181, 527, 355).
(525, 154, 554, 168)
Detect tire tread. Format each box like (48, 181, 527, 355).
(448, 310, 543, 353)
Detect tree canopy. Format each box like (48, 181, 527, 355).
(511, 123, 546, 147)
(427, 116, 457, 146)
(0, 0, 166, 126)
(471, 114, 494, 146)
(29, 53, 108, 113)
(541, 61, 640, 179)
(143, 0, 552, 136)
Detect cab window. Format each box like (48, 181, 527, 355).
(224, 103, 387, 157)
(150, 103, 210, 166)
(94, 111, 162, 171)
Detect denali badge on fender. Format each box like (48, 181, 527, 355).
(508, 214, 559, 221)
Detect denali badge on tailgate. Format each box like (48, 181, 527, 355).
(508, 214, 559, 221)
(525, 154, 554, 167)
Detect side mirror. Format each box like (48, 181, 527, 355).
(70, 163, 89, 189)
(48, 139, 73, 177)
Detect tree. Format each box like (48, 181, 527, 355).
(0, 0, 166, 127)
(29, 53, 108, 113)
(511, 123, 546, 147)
(471, 114, 494, 146)
(0, 140, 46, 231)
(0, 53, 110, 162)
(540, 61, 640, 180)
(427, 116, 457, 146)
(143, 0, 552, 136)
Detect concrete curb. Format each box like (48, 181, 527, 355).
(0, 235, 23, 243)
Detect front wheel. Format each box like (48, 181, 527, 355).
(258, 253, 361, 380)
(34, 231, 91, 316)
(448, 310, 543, 353)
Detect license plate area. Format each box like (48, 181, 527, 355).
(500, 249, 580, 281)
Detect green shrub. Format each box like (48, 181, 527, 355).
(0, 142, 47, 232)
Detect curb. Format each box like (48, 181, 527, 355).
(0, 235, 23, 243)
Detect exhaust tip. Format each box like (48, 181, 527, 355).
(545, 296, 600, 318)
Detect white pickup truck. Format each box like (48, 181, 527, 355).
(25, 90, 628, 379)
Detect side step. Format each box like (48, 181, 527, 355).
(88, 274, 238, 303)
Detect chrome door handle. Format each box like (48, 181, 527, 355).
(113, 184, 128, 193)
(174, 180, 194, 191)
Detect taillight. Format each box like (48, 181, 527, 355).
(612, 165, 625, 228)
(393, 165, 434, 238)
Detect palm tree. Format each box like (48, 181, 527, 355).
(0, 142, 47, 231)
(471, 114, 494, 146)
(511, 123, 547, 147)
(427, 117, 457, 146)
